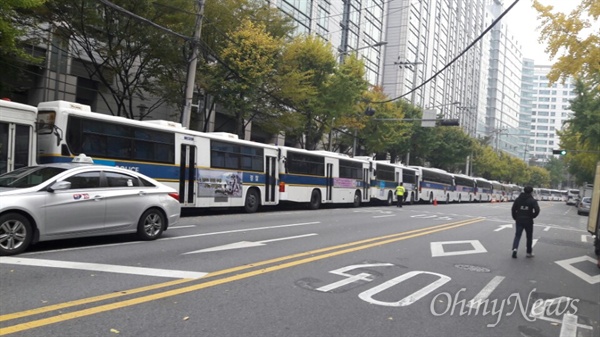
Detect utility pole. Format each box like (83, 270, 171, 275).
(181, 0, 205, 129)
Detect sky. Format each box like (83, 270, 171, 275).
(503, 0, 578, 65)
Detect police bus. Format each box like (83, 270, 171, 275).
(474, 177, 493, 202)
(410, 166, 455, 204)
(0, 99, 38, 174)
(277, 147, 370, 209)
(35, 100, 279, 213)
(365, 161, 418, 206)
(453, 174, 476, 203)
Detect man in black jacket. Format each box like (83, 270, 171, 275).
(511, 186, 540, 258)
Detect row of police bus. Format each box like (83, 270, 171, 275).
(2, 99, 523, 213)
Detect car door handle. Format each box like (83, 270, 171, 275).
(138, 191, 147, 196)
(93, 195, 103, 201)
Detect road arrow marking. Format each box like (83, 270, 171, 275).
(183, 233, 318, 254)
(494, 224, 513, 231)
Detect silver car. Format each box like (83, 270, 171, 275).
(577, 197, 591, 216)
(0, 156, 180, 256)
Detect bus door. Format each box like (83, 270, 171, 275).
(179, 144, 197, 206)
(362, 167, 369, 202)
(415, 174, 420, 201)
(265, 155, 277, 204)
(326, 163, 333, 201)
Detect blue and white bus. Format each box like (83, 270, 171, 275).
(490, 180, 505, 202)
(365, 161, 418, 205)
(453, 174, 476, 203)
(367, 160, 400, 205)
(277, 148, 370, 209)
(35, 100, 279, 213)
(0, 99, 38, 174)
(410, 166, 455, 204)
(474, 177, 492, 202)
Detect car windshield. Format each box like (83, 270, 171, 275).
(0, 166, 67, 188)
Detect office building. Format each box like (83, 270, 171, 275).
(529, 65, 576, 164)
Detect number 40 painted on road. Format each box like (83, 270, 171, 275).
(316, 263, 450, 307)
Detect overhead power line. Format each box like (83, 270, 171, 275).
(372, 0, 522, 104)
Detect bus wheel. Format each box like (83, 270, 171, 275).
(244, 189, 260, 213)
(353, 191, 361, 207)
(386, 192, 394, 206)
(308, 189, 321, 210)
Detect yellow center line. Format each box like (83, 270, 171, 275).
(0, 217, 484, 335)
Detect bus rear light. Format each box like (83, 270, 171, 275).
(279, 182, 285, 192)
(168, 192, 179, 201)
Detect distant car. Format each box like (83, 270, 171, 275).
(577, 197, 592, 216)
(0, 155, 180, 256)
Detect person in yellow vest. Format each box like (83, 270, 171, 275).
(395, 182, 405, 208)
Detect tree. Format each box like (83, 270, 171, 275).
(35, 0, 195, 118)
(426, 127, 474, 173)
(277, 35, 369, 150)
(544, 157, 565, 187)
(202, 19, 282, 139)
(526, 166, 551, 187)
(189, 0, 295, 132)
(557, 77, 600, 184)
(533, 0, 600, 85)
(0, 0, 45, 97)
(0, 0, 45, 58)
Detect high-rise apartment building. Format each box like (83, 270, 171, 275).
(485, 0, 523, 158)
(269, 0, 386, 85)
(529, 65, 576, 164)
(381, 0, 488, 137)
(519, 58, 535, 162)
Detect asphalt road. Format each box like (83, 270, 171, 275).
(0, 201, 598, 337)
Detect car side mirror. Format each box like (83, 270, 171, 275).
(48, 181, 71, 192)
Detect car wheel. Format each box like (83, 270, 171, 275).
(308, 189, 321, 210)
(244, 188, 260, 213)
(137, 208, 165, 240)
(0, 213, 33, 256)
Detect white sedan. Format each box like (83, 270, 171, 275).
(0, 155, 180, 256)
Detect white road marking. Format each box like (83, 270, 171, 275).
(532, 239, 538, 247)
(494, 224, 512, 231)
(20, 221, 323, 255)
(0, 257, 207, 279)
(164, 221, 321, 241)
(183, 233, 318, 254)
(316, 263, 394, 292)
(543, 226, 551, 232)
(430, 240, 487, 257)
(169, 225, 197, 229)
(555, 256, 600, 284)
(581, 235, 588, 243)
(373, 214, 396, 218)
(467, 276, 505, 309)
(560, 313, 578, 337)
